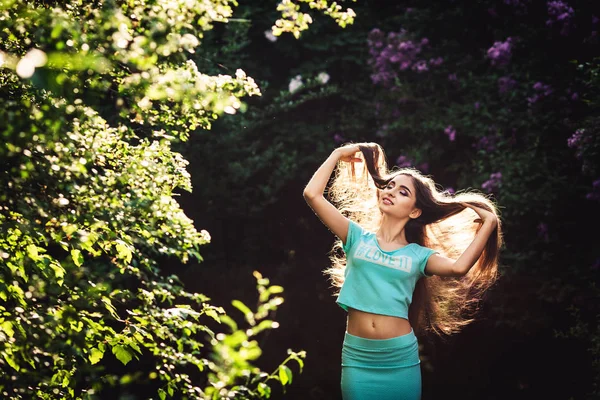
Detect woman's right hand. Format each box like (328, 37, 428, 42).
(334, 144, 363, 163)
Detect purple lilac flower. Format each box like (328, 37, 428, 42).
(537, 222, 549, 242)
(498, 76, 517, 94)
(446, 187, 455, 195)
(375, 123, 389, 138)
(591, 258, 600, 271)
(487, 37, 513, 67)
(412, 60, 429, 73)
(444, 125, 457, 141)
(395, 155, 413, 167)
(333, 133, 345, 144)
(546, 1, 575, 36)
(527, 81, 553, 105)
(567, 129, 585, 148)
(448, 73, 458, 81)
(504, 0, 530, 15)
(481, 172, 502, 193)
(488, 8, 498, 17)
(474, 101, 481, 110)
(429, 57, 444, 66)
(418, 162, 429, 173)
(474, 135, 497, 152)
(367, 28, 436, 86)
(586, 179, 600, 201)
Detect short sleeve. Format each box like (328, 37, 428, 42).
(342, 220, 363, 254)
(419, 246, 438, 277)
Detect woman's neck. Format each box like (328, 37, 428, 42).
(377, 217, 409, 245)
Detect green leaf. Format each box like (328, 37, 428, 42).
(112, 345, 133, 365)
(89, 347, 104, 365)
(115, 241, 132, 264)
(278, 365, 292, 385)
(3, 352, 19, 371)
(269, 285, 284, 294)
(71, 249, 83, 267)
(231, 299, 254, 325)
(257, 382, 271, 398)
(26, 244, 39, 260)
(62, 374, 70, 388)
(101, 297, 119, 319)
(204, 308, 221, 323)
(158, 389, 166, 400)
(49, 261, 65, 286)
(2, 321, 14, 338)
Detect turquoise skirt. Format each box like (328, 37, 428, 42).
(341, 329, 422, 400)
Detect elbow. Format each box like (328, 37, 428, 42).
(451, 265, 469, 277)
(303, 188, 319, 201)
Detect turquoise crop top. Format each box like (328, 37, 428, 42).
(336, 220, 437, 319)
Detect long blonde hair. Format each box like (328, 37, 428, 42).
(325, 142, 503, 337)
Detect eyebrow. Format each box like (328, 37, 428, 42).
(389, 180, 413, 195)
(399, 185, 413, 195)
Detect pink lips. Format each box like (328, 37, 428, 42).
(382, 197, 393, 205)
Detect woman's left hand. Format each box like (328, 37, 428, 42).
(464, 203, 498, 226)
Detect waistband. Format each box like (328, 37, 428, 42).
(344, 329, 416, 350)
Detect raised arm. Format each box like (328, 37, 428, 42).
(303, 145, 362, 245)
(424, 204, 499, 277)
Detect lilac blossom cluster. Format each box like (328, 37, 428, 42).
(395, 155, 413, 168)
(444, 125, 457, 141)
(394, 155, 429, 173)
(367, 28, 441, 86)
(486, 37, 513, 67)
(566, 87, 579, 101)
(474, 135, 497, 152)
(567, 128, 587, 158)
(498, 76, 517, 95)
(502, 0, 530, 16)
(481, 172, 502, 193)
(546, 1, 575, 36)
(527, 81, 553, 105)
(586, 179, 600, 201)
(375, 123, 390, 138)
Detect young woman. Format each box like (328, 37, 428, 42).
(303, 142, 502, 400)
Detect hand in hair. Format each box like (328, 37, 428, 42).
(334, 144, 363, 163)
(462, 202, 499, 227)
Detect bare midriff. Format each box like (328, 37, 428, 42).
(347, 308, 412, 339)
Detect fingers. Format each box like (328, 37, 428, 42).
(340, 156, 363, 163)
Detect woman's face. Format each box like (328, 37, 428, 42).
(377, 174, 421, 219)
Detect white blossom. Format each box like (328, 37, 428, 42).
(16, 49, 47, 78)
(200, 229, 211, 243)
(288, 75, 303, 94)
(317, 71, 330, 84)
(264, 29, 277, 42)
